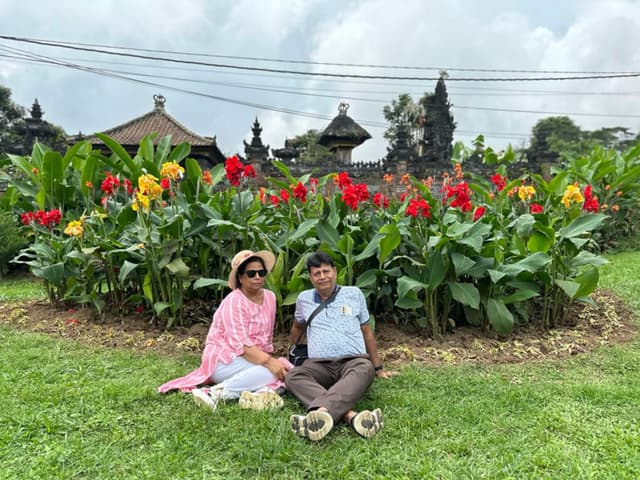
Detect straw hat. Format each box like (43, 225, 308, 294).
(228, 249, 276, 289)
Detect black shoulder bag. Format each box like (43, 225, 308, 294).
(288, 286, 341, 367)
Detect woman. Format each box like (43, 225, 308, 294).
(158, 249, 292, 411)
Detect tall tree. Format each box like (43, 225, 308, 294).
(287, 129, 334, 165)
(0, 84, 26, 157)
(382, 93, 423, 145)
(421, 74, 456, 163)
(527, 116, 582, 163)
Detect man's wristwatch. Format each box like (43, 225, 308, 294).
(374, 365, 384, 372)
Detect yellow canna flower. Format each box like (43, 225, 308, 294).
(561, 184, 584, 208)
(517, 185, 536, 202)
(160, 161, 185, 182)
(138, 174, 159, 196)
(64, 220, 84, 237)
(132, 191, 150, 212)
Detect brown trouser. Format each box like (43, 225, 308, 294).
(285, 356, 375, 423)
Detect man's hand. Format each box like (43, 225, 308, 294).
(376, 369, 398, 379)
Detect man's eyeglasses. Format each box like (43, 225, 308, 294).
(244, 269, 267, 278)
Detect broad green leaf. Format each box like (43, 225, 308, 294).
(356, 269, 378, 289)
(500, 252, 551, 276)
(165, 258, 190, 277)
(143, 272, 154, 302)
(458, 235, 483, 253)
(193, 278, 227, 289)
(574, 267, 599, 298)
(397, 275, 427, 299)
(501, 289, 539, 304)
(354, 233, 382, 262)
(427, 252, 447, 290)
(488, 269, 507, 284)
(395, 294, 423, 309)
(378, 223, 401, 265)
(41, 262, 65, 285)
(96, 133, 139, 177)
(448, 282, 480, 309)
(316, 220, 340, 249)
(555, 279, 580, 299)
(154, 302, 172, 316)
(571, 251, 609, 268)
(289, 219, 319, 243)
(558, 213, 606, 239)
(487, 298, 514, 335)
(450, 252, 476, 276)
(118, 260, 139, 284)
(527, 232, 552, 253)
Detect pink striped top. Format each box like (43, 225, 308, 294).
(158, 288, 286, 393)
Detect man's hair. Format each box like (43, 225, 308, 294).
(306, 251, 334, 272)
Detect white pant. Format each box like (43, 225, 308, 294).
(210, 356, 276, 399)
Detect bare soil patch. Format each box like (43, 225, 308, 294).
(0, 289, 636, 368)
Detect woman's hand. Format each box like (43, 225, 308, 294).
(265, 357, 289, 381)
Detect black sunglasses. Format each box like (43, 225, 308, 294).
(244, 269, 267, 278)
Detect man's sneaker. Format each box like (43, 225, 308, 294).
(290, 410, 334, 441)
(192, 387, 221, 411)
(238, 390, 284, 410)
(351, 408, 384, 438)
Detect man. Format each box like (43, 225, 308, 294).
(285, 251, 393, 441)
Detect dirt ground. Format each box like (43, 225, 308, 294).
(0, 289, 636, 368)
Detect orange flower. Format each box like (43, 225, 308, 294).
(616, 190, 623, 197)
(202, 170, 212, 185)
(454, 163, 463, 180)
(401, 173, 410, 185)
(383, 173, 394, 183)
(612, 204, 620, 212)
(601, 204, 608, 211)
(85, 181, 94, 189)
(31, 167, 39, 174)
(604, 184, 611, 191)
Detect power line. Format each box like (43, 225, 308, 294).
(4, 35, 638, 75)
(2, 34, 640, 82)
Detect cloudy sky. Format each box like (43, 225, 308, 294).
(1, 0, 639, 162)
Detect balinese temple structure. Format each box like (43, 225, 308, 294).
(12, 99, 59, 155)
(317, 102, 371, 165)
(243, 117, 270, 183)
(79, 94, 225, 169)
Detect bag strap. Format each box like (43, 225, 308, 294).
(293, 286, 341, 345)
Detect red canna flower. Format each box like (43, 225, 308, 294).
(334, 172, 352, 191)
(293, 182, 308, 203)
(473, 206, 486, 221)
(280, 189, 290, 203)
(582, 185, 599, 213)
(490, 174, 507, 191)
(124, 178, 133, 195)
(405, 197, 431, 218)
(445, 182, 472, 212)
(530, 203, 544, 214)
(101, 174, 120, 196)
(242, 164, 256, 178)
(225, 155, 244, 186)
(269, 194, 280, 206)
(373, 192, 389, 209)
(160, 178, 171, 190)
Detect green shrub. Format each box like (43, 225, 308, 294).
(0, 211, 27, 278)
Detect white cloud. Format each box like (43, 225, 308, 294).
(1, 0, 639, 164)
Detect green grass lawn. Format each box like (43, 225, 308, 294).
(1, 253, 639, 480)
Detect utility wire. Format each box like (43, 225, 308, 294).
(2, 35, 640, 82)
(3, 35, 638, 75)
